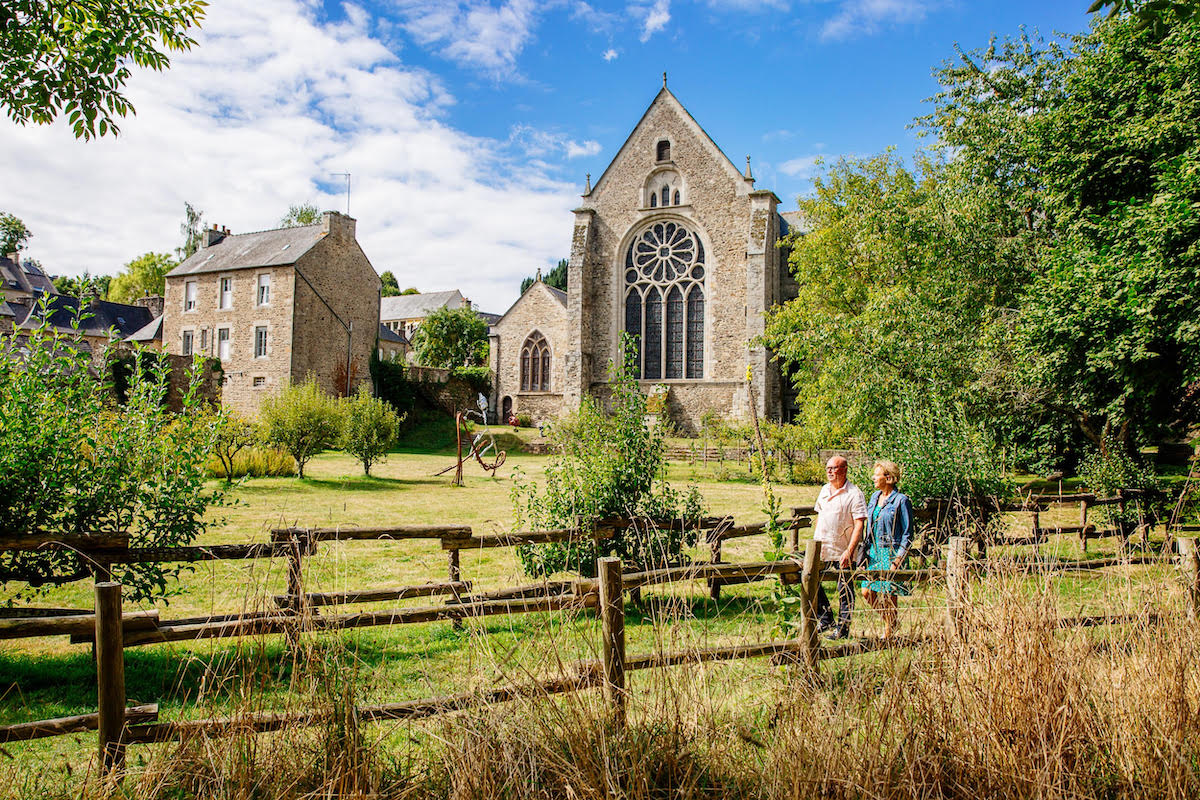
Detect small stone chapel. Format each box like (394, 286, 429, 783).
(489, 82, 800, 432)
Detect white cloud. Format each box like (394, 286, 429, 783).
(510, 125, 602, 160)
(702, 0, 788, 10)
(779, 154, 823, 179)
(391, 0, 544, 77)
(821, 0, 933, 41)
(0, 0, 576, 313)
(603, 48, 619, 61)
(572, 1, 622, 34)
(632, 0, 671, 42)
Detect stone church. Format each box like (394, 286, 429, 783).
(489, 84, 800, 432)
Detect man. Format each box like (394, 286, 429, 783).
(811, 455, 867, 639)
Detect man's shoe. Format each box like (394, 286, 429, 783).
(823, 627, 851, 640)
(815, 620, 833, 634)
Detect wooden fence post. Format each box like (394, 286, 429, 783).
(95, 581, 126, 781)
(946, 536, 968, 640)
(447, 546, 463, 631)
(789, 520, 801, 554)
(1179, 538, 1199, 621)
(708, 533, 722, 602)
(799, 540, 822, 673)
(598, 557, 626, 729)
(1079, 497, 1090, 554)
(1117, 488, 1130, 553)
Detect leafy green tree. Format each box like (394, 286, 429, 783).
(177, 201, 204, 261)
(0, 1, 206, 139)
(280, 203, 320, 227)
(107, 252, 176, 303)
(259, 378, 343, 478)
(0, 315, 224, 603)
(52, 270, 111, 298)
(379, 270, 401, 297)
(210, 411, 259, 485)
(0, 211, 31, 255)
(520, 258, 568, 295)
(401, 287, 419, 295)
(340, 389, 404, 475)
(925, 17, 1200, 453)
(411, 306, 489, 368)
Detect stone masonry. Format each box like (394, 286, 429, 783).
(489, 280, 568, 425)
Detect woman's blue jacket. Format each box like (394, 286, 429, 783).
(866, 489, 914, 559)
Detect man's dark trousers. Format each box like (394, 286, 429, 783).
(814, 563, 854, 634)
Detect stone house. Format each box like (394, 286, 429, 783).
(488, 279, 568, 423)
(163, 211, 381, 416)
(0, 253, 56, 303)
(489, 85, 799, 431)
(380, 290, 467, 341)
(5, 294, 155, 364)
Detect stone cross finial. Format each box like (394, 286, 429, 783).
(744, 155, 753, 180)
(663, 71, 667, 89)
(536, 267, 543, 282)
(584, 172, 591, 193)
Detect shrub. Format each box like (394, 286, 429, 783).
(341, 389, 405, 475)
(512, 334, 704, 577)
(0, 317, 224, 604)
(206, 446, 296, 479)
(260, 378, 343, 478)
(515, 413, 533, 428)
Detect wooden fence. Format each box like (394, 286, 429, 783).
(3, 529, 1197, 785)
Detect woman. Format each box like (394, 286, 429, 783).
(861, 460, 914, 639)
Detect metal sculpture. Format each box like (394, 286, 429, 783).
(436, 394, 507, 485)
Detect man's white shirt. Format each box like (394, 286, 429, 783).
(813, 481, 868, 562)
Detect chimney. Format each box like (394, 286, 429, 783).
(202, 223, 226, 248)
(133, 294, 165, 319)
(321, 210, 356, 240)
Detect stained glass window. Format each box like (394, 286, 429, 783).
(622, 221, 705, 379)
(520, 332, 550, 391)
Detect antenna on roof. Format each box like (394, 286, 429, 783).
(330, 172, 351, 215)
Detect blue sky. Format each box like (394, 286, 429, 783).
(0, 0, 1094, 313)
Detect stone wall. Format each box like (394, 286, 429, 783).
(289, 220, 380, 401)
(163, 265, 296, 416)
(491, 281, 568, 425)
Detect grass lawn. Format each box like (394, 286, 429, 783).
(0, 437, 1183, 790)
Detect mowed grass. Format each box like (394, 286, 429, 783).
(0, 437, 1179, 789)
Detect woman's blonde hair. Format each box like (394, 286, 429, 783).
(875, 459, 902, 486)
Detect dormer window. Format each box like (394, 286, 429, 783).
(656, 140, 671, 162)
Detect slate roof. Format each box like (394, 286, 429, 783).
(378, 323, 407, 345)
(476, 311, 502, 326)
(544, 285, 567, 307)
(379, 290, 464, 321)
(167, 224, 326, 277)
(19, 295, 153, 339)
(0, 255, 56, 295)
(125, 314, 163, 343)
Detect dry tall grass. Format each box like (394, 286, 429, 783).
(13, 562, 1199, 800)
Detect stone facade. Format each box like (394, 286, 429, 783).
(489, 281, 568, 424)
(163, 212, 380, 417)
(491, 87, 795, 433)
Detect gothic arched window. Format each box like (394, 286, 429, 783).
(520, 331, 551, 391)
(623, 221, 705, 379)
(661, 185, 670, 207)
(649, 193, 657, 208)
(673, 190, 681, 206)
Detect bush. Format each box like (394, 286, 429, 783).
(0, 317, 224, 604)
(512, 334, 704, 578)
(341, 389, 404, 475)
(260, 378, 343, 478)
(206, 446, 296, 479)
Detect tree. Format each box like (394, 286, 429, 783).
(0, 316, 224, 602)
(53, 270, 111, 298)
(210, 412, 258, 484)
(340, 389, 403, 475)
(280, 203, 320, 228)
(107, 252, 176, 303)
(411, 306, 489, 368)
(0, 212, 31, 255)
(177, 201, 204, 261)
(259, 378, 343, 479)
(924, 17, 1200, 452)
(401, 287, 419, 295)
(0, 1, 206, 140)
(379, 270, 401, 297)
(520, 258, 568, 295)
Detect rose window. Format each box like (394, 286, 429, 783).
(624, 221, 705, 380)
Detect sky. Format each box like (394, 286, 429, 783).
(1, 0, 1094, 315)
